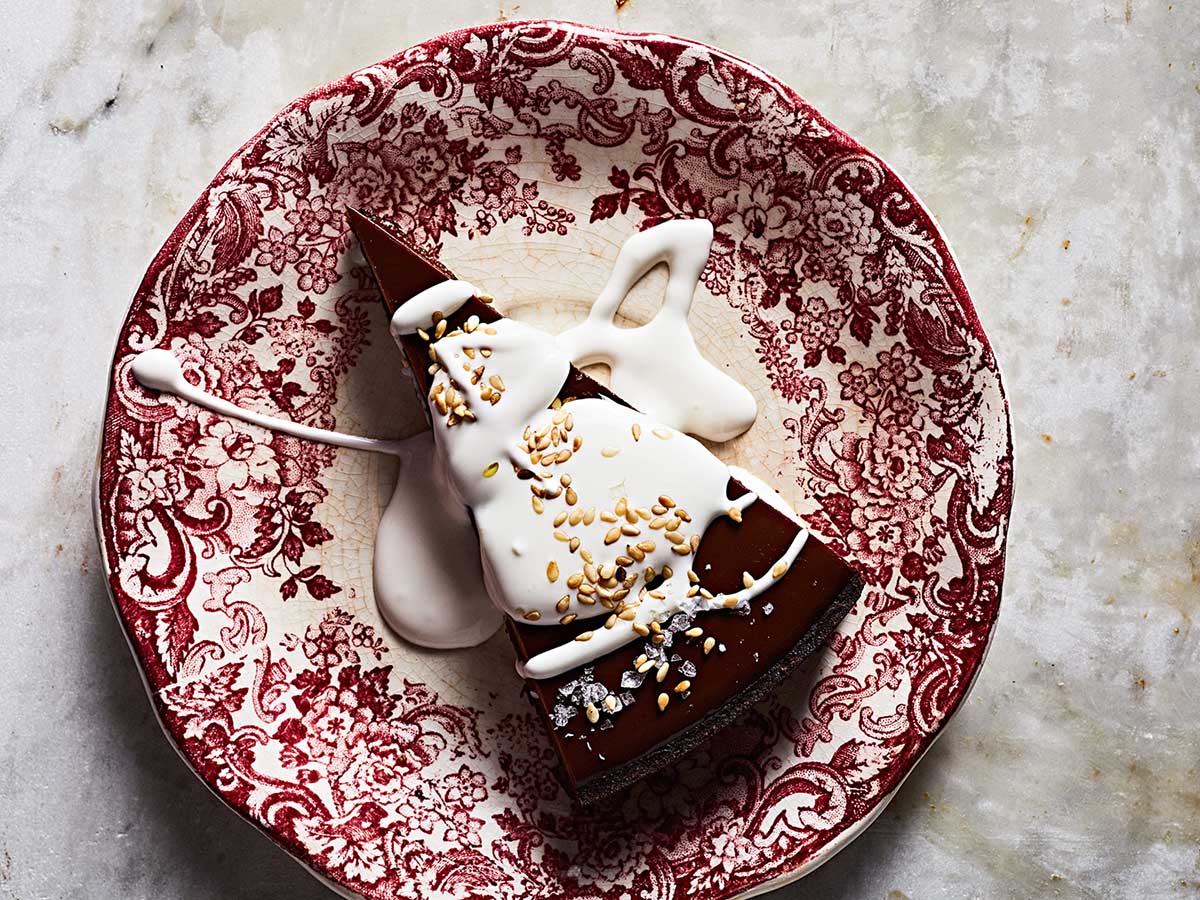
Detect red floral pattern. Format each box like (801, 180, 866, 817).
(96, 21, 1011, 899)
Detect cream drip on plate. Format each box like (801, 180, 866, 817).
(129, 348, 499, 649)
(557, 219, 757, 443)
(130, 220, 804, 675)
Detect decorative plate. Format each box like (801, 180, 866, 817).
(95, 20, 1011, 900)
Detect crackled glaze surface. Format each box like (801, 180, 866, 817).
(91, 21, 1010, 899)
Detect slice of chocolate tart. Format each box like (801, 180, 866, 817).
(348, 207, 863, 805)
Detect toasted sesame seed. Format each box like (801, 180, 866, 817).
(655, 663, 669, 683)
(632, 423, 642, 441)
(648, 589, 666, 600)
(652, 633, 666, 644)
(573, 436, 583, 451)
(546, 561, 559, 582)
(772, 562, 787, 579)
(674, 680, 691, 694)
(666, 517, 681, 531)
(605, 615, 617, 629)
(651, 504, 667, 515)
(581, 549, 595, 564)
(482, 461, 500, 478)
(532, 496, 545, 514)
(604, 527, 621, 545)
(620, 523, 641, 536)
(523, 610, 541, 621)
(417, 328, 430, 341)
(480, 348, 492, 357)
(743, 571, 755, 589)
(566, 573, 584, 589)
(477, 293, 494, 304)
(619, 608, 637, 620)
(583, 508, 596, 526)
(728, 506, 743, 523)
(565, 414, 574, 430)
(724, 596, 739, 608)
(652, 428, 672, 440)
(657, 693, 669, 711)
(637, 540, 656, 553)
(649, 618, 662, 632)
(600, 563, 616, 580)
(687, 569, 699, 583)
(699, 588, 714, 599)
(615, 555, 633, 567)
(434, 319, 447, 339)
(601, 447, 620, 458)
(569, 537, 580, 552)
(585, 703, 599, 723)
(649, 518, 667, 530)
(600, 511, 618, 523)
(565, 487, 578, 505)
(463, 346, 476, 360)
(604, 694, 618, 712)
(575, 631, 593, 642)
(555, 449, 572, 464)
(569, 509, 584, 526)
(465, 314, 480, 331)
(661, 566, 673, 580)
(553, 511, 568, 527)
(690, 535, 700, 551)
(677, 509, 692, 522)
(555, 595, 571, 613)
(633, 623, 651, 637)
(484, 327, 498, 335)
(615, 498, 628, 517)
(664, 531, 685, 546)
(637, 659, 654, 674)
(554, 531, 570, 542)
(685, 627, 703, 638)
(560, 613, 577, 624)
(704, 637, 716, 654)
(489, 374, 505, 391)
(658, 495, 676, 508)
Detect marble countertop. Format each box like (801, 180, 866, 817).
(2, 1, 1196, 897)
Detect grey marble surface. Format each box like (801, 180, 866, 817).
(2, 1, 1197, 897)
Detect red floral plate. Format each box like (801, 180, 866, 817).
(95, 20, 1011, 899)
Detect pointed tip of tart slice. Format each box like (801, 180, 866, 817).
(345, 205, 456, 316)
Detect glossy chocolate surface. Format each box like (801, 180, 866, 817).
(348, 207, 863, 803)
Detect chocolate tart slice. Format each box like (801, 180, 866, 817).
(349, 207, 863, 805)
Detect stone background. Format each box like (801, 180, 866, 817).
(1, 1, 1196, 897)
